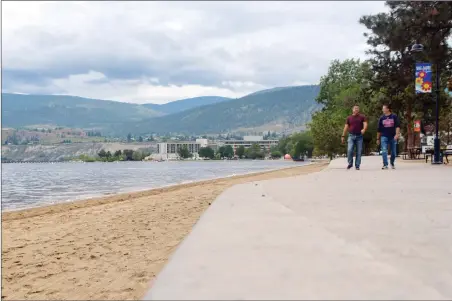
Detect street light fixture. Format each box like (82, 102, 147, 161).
(411, 43, 424, 53)
(411, 43, 443, 164)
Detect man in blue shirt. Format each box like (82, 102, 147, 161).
(377, 104, 401, 169)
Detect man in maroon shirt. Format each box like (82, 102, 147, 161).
(341, 105, 368, 170)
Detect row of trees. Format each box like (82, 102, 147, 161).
(86, 131, 102, 137)
(78, 149, 151, 162)
(198, 137, 314, 161)
(29, 128, 52, 133)
(263, 131, 278, 140)
(126, 133, 155, 142)
(276, 132, 314, 159)
(194, 144, 271, 160)
(184, 145, 239, 160)
(309, 2, 452, 158)
(4, 134, 40, 145)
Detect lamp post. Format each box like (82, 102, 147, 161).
(411, 43, 442, 164)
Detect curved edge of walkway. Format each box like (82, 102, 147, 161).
(142, 163, 328, 300)
(143, 157, 451, 300)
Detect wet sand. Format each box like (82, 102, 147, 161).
(2, 163, 327, 300)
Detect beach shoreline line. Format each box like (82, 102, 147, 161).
(1, 162, 326, 222)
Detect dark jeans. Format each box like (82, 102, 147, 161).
(347, 134, 363, 168)
(381, 136, 397, 166)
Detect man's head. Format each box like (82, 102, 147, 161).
(352, 105, 360, 115)
(382, 103, 391, 115)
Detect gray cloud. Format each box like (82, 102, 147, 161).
(2, 1, 388, 103)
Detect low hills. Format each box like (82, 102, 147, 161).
(120, 85, 321, 135)
(1, 93, 162, 130)
(142, 96, 232, 114)
(2, 85, 321, 135)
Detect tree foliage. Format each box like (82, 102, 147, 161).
(177, 146, 192, 159)
(360, 1, 452, 148)
(290, 131, 314, 159)
(310, 59, 377, 157)
(309, 2, 452, 157)
(217, 145, 234, 159)
(224, 145, 234, 158)
(245, 143, 264, 159)
(98, 149, 107, 158)
(236, 145, 245, 159)
(270, 147, 282, 159)
(132, 151, 143, 161)
(198, 147, 215, 159)
(217, 146, 226, 158)
(277, 132, 314, 158)
(80, 148, 149, 162)
(123, 149, 134, 161)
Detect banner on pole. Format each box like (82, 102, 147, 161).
(414, 120, 421, 132)
(415, 63, 432, 94)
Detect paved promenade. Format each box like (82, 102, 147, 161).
(144, 157, 452, 300)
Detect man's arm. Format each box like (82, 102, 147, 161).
(376, 117, 382, 144)
(342, 124, 349, 137)
(362, 119, 368, 134)
(341, 118, 349, 144)
(395, 115, 401, 139)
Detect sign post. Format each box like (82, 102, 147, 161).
(415, 63, 432, 94)
(414, 120, 421, 133)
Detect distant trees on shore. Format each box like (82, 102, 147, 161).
(217, 145, 234, 159)
(244, 143, 265, 159)
(236, 146, 245, 159)
(277, 132, 314, 159)
(195, 144, 272, 160)
(86, 131, 102, 137)
(198, 147, 215, 159)
(78, 149, 151, 162)
(177, 146, 192, 159)
(78, 140, 312, 162)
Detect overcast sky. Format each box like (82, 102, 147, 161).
(2, 1, 388, 104)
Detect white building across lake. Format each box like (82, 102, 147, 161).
(153, 136, 278, 160)
(222, 136, 279, 154)
(156, 139, 208, 160)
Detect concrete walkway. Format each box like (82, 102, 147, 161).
(144, 157, 452, 300)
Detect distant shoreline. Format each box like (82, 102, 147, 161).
(1, 158, 295, 164)
(1, 161, 311, 215)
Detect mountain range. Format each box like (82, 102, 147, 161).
(142, 96, 233, 114)
(2, 85, 321, 136)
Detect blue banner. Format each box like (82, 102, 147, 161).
(415, 63, 432, 94)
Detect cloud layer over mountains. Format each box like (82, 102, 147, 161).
(2, 1, 386, 104)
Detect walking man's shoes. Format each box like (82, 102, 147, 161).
(391, 164, 395, 169)
(347, 165, 353, 170)
(382, 165, 388, 170)
(356, 167, 360, 170)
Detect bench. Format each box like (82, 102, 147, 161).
(400, 152, 409, 160)
(444, 147, 451, 164)
(407, 147, 423, 160)
(425, 148, 451, 164)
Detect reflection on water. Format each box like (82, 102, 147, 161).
(1, 160, 304, 211)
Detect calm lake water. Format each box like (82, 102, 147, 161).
(1, 160, 305, 211)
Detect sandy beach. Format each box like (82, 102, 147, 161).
(1, 162, 327, 300)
